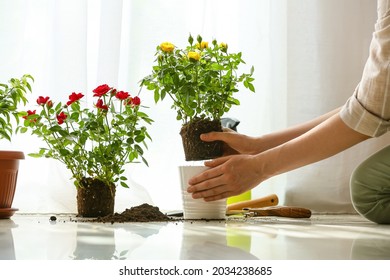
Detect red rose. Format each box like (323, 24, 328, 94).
(23, 110, 37, 122)
(56, 111, 67, 125)
(95, 99, 108, 111)
(130, 96, 141, 106)
(115, 91, 130, 100)
(67, 92, 84, 106)
(93, 84, 111, 97)
(23, 110, 36, 118)
(37, 96, 50, 105)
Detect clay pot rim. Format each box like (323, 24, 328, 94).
(0, 150, 25, 160)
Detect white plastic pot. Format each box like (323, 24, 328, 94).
(178, 165, 226, 220)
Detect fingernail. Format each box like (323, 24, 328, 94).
(187, 186, 193, 193)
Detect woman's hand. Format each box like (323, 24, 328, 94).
(187, 154, 264, 201)
(201, 129, 261, 156)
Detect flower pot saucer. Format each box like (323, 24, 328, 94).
(0, 208, 18, 219)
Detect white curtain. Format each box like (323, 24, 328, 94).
(0, 0, 387, 213)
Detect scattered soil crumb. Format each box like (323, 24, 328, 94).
(93, 203, 171, 224)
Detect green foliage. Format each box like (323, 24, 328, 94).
(20, 85, 153, 189)
(141, 34, 255, 124)
(0, 74, 33, 141)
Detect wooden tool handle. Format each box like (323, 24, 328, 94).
(249, 206, 312, 218)
(226, 194, 279, 211)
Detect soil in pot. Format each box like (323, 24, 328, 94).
(180, 118, 223, 161)
(77, 177, 115, 218)
(93, 203, 170, 223)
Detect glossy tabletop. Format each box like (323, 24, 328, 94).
(1, 214, 389, 260)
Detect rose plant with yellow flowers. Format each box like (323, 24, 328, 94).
(141, 34, 255, 161)
(20, 84, 153, 217)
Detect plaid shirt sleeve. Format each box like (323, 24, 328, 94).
(340, 0, 390, 137)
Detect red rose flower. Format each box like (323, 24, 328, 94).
(37, 96, 50, 105)
(93, 84, 111, 97)
(115, 91, 130, 100)
(95, 99, 108, 111)
(130, 96, 141, 106)
(23, 110, 37, 122)
(56, 111, 67, 125)
(23, 110, 36, 119)
(67, 92, 84, 106)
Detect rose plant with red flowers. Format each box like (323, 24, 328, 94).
(20, 84, 153, 190)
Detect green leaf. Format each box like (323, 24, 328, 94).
(70, 112, 79, 121)
(126, 136, 134, 144)
(154, 89, 160, 103)
(28, 153, 44, 158)
(59, 149, 71, 156)
(135, 134, 145, 143)
(141, 156, 149, 167)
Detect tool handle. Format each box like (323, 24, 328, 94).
(226, 194, 279, 211)
(249, 206, 312, 218)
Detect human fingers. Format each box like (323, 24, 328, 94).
(200, 128, 237, 141)
(187, 156, 245, 200)
(193, 185, 233, 201)
(201, 131, 240, 155)
(200, 131, 229, 142)
(187, 157, 230, 186)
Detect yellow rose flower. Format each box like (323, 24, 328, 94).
(187, 51, 200, 61)
(159, 42, 175, 53)
(196, 41, 209, 49)
(219, 42, 228, 51)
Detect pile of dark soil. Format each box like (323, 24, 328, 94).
(93, 203, 171, 224)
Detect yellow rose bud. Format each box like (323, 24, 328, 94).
(187, 51, 200, 61)
(159, 42, 175, 53)
(219, 42, 228, 51)
(195, 42, 209, 50)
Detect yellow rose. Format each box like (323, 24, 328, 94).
(196, 41, 209, 49)
(187, 51, 200, 61)
(219, 42, 228, 51)
(159, 42, 175, 53)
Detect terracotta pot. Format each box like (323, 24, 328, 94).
(76, 177, 116, 218)
(0, 151, 24, 218)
